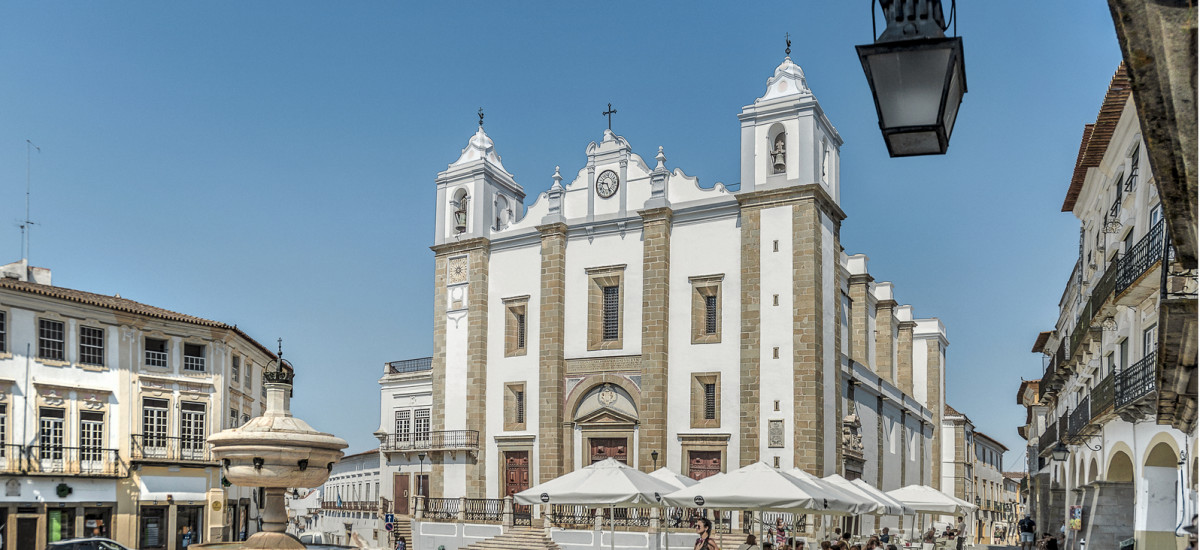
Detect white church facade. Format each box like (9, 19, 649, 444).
(418, 54, 951, 507)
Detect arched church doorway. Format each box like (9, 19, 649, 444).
(571, 382, 640, 469)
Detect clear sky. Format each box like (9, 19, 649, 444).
(1, 2, 1124, 469)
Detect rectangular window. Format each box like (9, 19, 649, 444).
(0, 311, 6, 353)
(39, 408, 65, 460)
(395, 410, 411, 443)
(80, 411, 104, 462)
(1125, 143, 1140, 192)
(180, 402, 206, 459)
(79, 326, 105, 366)
(602, 285, 619, 340)
(1143, 325, 1157, 355)
(414, 409, 431, 442)
(0, 404, 5, 457)
(1104, 352, 1114, 378)
(516, 390, 525, 424)
(1119, 338, 1129, 370)
(704, 295, 718, 335)
(38, 319, 64, 361)
(690, 275, 723, 344)
(229, 408, 239, 428)
(145, 338, 168, 368)
(183, 343, 206, 371)
(691, 373, 720, 428)
(505, 383, 526, 431)
(504, 298, 529, 357)
(231, 356, 241, 383)
(142, 398, 169, 452)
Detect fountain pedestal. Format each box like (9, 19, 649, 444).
(208, 371, 348, 550)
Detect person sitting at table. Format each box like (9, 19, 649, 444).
(878, 528, 891, 544)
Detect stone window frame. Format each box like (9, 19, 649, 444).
(181, 341, 208, 373)
(690, 372, 721, 429)
(36, 314, 68, 366)
(689, 274, 724, 344)
(77, 323, 106, 369)
(586, 264, 626, 351)
(678, 433, 730, 478)
(503, 296, 530, 357)
(503, 382, 527, 431)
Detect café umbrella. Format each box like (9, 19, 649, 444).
(515, 458, 680, 550)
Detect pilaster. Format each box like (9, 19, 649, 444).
(792, 199, 824, 474)
(896, 320, 916, 396)
(738, 206, 762, 467)
(536, 223, 568, 482)
(638, 208, 672, 472)
(874, 299, 897, 384)
(848, 274, 872, 367)
(926, 338, 943, 491)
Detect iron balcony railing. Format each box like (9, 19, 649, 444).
(387, 357, 433, 374)
(1067, 261, 1120, 361)
(1038, 422, 1058, 456)
(380, 430, 479, 452)
(1116, 350, 1157, 410)
(1116, 219, 1166, 296)
(2, 444, 122, 476)
(1066, 395, 1090, 439)
(131, 434, 213, 462)
(1091, 372, 1115, 418)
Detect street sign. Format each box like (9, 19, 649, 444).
(384, 523, 394, 532)
(385, 513, 395, 523)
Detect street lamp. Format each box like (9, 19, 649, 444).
(417, 452, 426, 498)
(651, 450, 659, 470)
(1050, 442, 1070, 462)
(856, 0, 967, 157)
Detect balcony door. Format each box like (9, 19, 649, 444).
(181, 402, 207, 460)
(142, 398, 169, 458)
(38, 408, 64, 471)
(80, 411, 105, 473)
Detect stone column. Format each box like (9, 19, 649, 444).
(537, 223, 568, 482)
(874, 294, 897, 385)
(925, 338, 944, 491)
(639, 208, 672, 472)
(848, 273, 873, 367)
(793, 199, 825, 474)
(895, 311, 916, 397)
(738, 205, 763, 467)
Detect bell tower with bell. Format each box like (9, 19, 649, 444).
(433, 109, 526, 246)
(737, 39, 843, 202)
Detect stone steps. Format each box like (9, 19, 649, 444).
(462, 527, 561, 550)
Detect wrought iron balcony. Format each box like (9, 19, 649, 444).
(1116, 350, 1158, 419)
(1037, 422, 1058, 457)
(1115, 219, 1166, 300)
(379, 430, 479, 454)
(2, 444, 123, 477)
(1065, 395, 1096, 443)
(1067, 262, 1120, 363)
(131, 434, 214, 463)
(1091, 372, 1115, 420)
(387, 357, 433, 375)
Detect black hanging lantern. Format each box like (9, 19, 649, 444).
(1050, 441, 1070, 462)
(856, 0, 966, 157)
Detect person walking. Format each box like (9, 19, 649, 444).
(737, 534, 760, 550)
(1018, 515, 1037, 550)
(953, 517, 966, 550)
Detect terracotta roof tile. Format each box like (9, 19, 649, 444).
(944, 404, 964, 418)
(1062, 64, 1132, 212)
(973, 430, 1009, 452)
(1003, 472, 1026, 480)
(0, 277, 276, 360)
(1031, 331, 1053, 354)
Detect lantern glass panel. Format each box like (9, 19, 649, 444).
(943, 62, 965, 137)
(865, 47, 952, 128)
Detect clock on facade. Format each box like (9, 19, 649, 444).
(595, 170, 619, 198)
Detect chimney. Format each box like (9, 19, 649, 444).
(1, 259, 51, 285)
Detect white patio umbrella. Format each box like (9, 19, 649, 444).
(785, 469, 878, 515)
(515, 458, 680, 550)
(662, 462, 829, 511)
(848, 479, 913, 516)
(885, 485, 976, 515)
(649, 467, 698, 490)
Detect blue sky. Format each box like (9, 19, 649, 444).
(1, 2, 1123, 469)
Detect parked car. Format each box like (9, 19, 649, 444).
(46, 539, 131, 550)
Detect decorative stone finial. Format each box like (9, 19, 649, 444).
(551, 166, 563, 190)
(655, 146, 666, 170)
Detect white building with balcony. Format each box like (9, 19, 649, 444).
(1028, 64, 1194, 550)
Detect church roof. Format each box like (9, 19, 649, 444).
(758, 56, 812, 102)
(450, 126, 510, 174)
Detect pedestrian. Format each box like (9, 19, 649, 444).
(396, 536, 407, 550)
(954, 516, 966, 550)
(737, 534, 760, 550)
(771, 518, 789, 549)
(1042, 532, 1059, 550)
(695, 517, 721, 550)
(181, 525, 193, 550)
(1018, 514, 1037, 550)
(878, 527, 891, 544)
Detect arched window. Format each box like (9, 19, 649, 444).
(495, 194, 510, 230)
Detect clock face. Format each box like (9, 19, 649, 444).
(596, 170, 619, 199)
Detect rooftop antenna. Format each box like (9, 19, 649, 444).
(23, 139, 40, 264)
